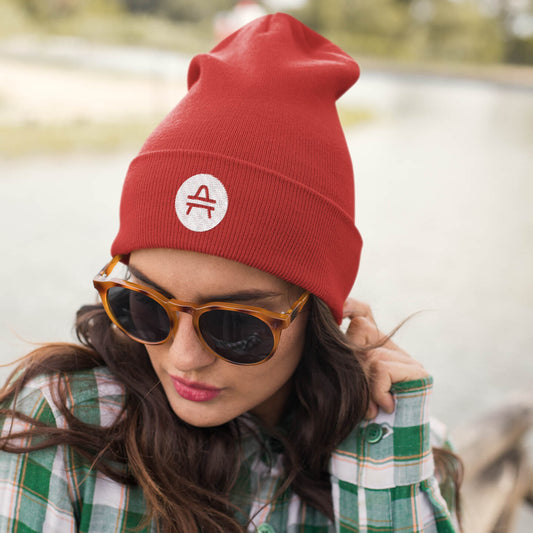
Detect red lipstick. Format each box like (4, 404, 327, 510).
(170, 376, 222, 402)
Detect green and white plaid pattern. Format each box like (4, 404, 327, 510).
(0, 368, 457, 532)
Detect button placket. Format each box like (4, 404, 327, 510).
(364, 423, 386, 444)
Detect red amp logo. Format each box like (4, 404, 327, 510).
(186, 185, 217, 218)
(175, 174, 228, 232)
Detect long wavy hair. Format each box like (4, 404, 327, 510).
(0, 295, 461, 532)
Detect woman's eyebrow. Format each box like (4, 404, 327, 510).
(128, 265, 283, 304)
(128, 265, 174, 299)
(202, 290, 282, 304)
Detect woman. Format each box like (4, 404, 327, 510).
(0, 13, 460, 533)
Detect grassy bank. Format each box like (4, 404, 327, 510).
(0, 107, 373, 158)
(0, 1, 214, 53)
(0, 118, 159, 157)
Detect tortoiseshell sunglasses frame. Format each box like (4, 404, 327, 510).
(93, 255, 310, 366)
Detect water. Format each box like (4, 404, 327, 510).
(1, 51, 532, 528)
(339, 71, 533, 426)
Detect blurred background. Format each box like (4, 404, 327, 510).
(1, 0, 532, 530)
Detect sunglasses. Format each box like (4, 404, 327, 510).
(93, 255, 310, 366)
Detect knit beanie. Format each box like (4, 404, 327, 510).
(111, 13, 363, 323)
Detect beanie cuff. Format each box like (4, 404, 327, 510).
(112, 149, 362, 321)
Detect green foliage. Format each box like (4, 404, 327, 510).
(119, 0, 236, 22)
(0, 0, 32, 34)
(5, 0, 241, 29)
(293, 0, 509, 64)
(10, 0, 122, 19)
(300, 0, 406, 34)
(422, 0, 505, 62)
(120, 0, 157, 12)
(507, 35, 533, 64)
(16, 0, 80, 19)
(1, 0, 532, 65)
(0, 0, 213, 51)
(159, 0, 236, 22)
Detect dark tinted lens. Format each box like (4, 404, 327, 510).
(107, 286, 171, 343)
(199, 310, 274, 364)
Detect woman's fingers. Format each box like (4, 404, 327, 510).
(363, 351, 429, 418)
(343, 298, 374, 320)
(345, 315, 381, 347)
(365, 399, 379, 420)
(343, 298, 400, 350)
(342, 298, 429, 419)
(365, 345, 417, 365)
(343, 298, 381, 347)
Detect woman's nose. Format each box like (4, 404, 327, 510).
(166, 312, 217, 372)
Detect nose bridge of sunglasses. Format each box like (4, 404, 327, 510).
(166, 300, 197, 318)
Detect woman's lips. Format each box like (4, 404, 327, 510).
(170, 375, 222, 402)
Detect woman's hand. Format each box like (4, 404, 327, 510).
(343, 298, 429, 419)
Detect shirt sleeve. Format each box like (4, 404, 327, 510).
(0, 369, 151, 533)
(0, 377, 79, 532)
(329, 376, 458, 533)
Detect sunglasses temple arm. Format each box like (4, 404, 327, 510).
(97, 255, 124, 278)
(287, 291, 310, 322)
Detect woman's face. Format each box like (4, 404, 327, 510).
(129, 248, 308, 428)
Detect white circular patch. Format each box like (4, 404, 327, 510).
(175, 174, 228, 232)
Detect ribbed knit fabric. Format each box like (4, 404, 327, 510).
(111, 13, 363, 322)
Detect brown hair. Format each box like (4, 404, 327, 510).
(0, 296, 461, 531)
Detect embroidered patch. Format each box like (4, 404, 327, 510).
(175, 174, 228, 232)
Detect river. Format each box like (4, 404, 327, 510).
(1, 47, 532, 528)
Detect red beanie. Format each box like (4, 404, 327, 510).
(111, 13, 363, 323)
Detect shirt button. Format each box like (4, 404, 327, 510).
(365, 423, 384, 444)
(257, 524, 276, 533)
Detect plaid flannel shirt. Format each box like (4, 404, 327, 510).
(0, 367, 457, 532)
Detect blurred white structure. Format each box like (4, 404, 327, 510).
(214, 1, 268, 41)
